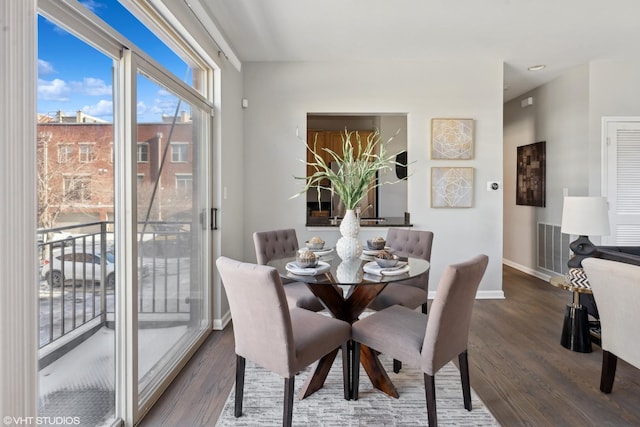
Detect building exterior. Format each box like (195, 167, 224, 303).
(37, 112, 193, 229)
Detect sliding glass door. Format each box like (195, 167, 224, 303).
(134, 71, 210, 405)
(38, 1, 213, 424)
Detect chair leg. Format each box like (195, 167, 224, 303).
(234, 355, 246, 418)
(393, 359, 402, 373)
(422, 302, 428, 314)
(458, 351, 472, 411)
(342, 342, 351, 400)
(600, 350, 618, 393)
(352, 342, 361, 400)
(283, 377, 295, 427)
(424, 373, 437, 427)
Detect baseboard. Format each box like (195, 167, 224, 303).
(502, 258, 552, 282)
(213, 310, 232, 331)
(428, 289, 504, 300)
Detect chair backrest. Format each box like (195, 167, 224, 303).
(421, 254, 489, 374)
(583, 258, 640, 370)
(386, 228, 434, 291)
(253, 229, 299, 265)
(216, 256, 295, 377)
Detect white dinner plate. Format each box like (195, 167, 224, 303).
(286, 261, 331, 276)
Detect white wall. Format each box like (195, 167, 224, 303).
(242, 60, 504, 297)
(503, 60, 640, 277)
(212, 61, 244, 327)
(503, 65, 590, 276)
(588, 60, 640, 193)
(378, 115, 408, 217)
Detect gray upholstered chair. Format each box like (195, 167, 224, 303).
(253, 228, 325, 311)
(368, 228, 434, 314)
(216, 256, 351, 427)
(352, 254, 489, 427)
(367, 228, 434, 373)
(582, 257, 640, 393)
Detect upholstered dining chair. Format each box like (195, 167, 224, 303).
(216, 256, 351, 427)
(367, 228, 434, 373)
(351, 254, 489, 427)
(582, 257, 640, 393)
(253, 228, 325, 311)
(368, 228, 434, 314)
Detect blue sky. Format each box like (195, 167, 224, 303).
(38, 0, 190, 123)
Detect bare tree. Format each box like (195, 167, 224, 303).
(37, 128, 114, 230)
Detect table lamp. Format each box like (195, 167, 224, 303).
(561, 196, 610, 268)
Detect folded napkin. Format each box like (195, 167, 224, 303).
(362, 261, 409, 276)
(286, 261, 330, 276)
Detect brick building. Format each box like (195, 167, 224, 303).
(37, 112, 193, 229)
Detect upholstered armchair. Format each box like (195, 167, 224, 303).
(352, 254, 489, 427)
(582, 257, 640, 393)
(253, 228, 325, 311)
(216, 256, 351, 426)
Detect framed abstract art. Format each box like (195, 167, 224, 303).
(516, 141, 546, 207)
(431, 167, 474, 208)
(431, 118, 474, 160)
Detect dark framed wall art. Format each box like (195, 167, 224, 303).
(516, 141, 546, 207)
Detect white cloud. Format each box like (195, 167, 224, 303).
(79, 0, 102, 12)
(150, 97, 179, 116)
(38, 59, 55, 75)
(81, 99, 113, 116)
(137, 101, 149, 116)
(38, 78, 70, 101)
(71, 77, 112, 96)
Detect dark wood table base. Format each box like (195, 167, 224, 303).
(298, 280, 399, 400)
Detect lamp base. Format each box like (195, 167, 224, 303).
(568, 235, 598, 268)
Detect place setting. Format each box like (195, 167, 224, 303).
(287, 236, 333, 276)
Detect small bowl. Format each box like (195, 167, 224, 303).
(296, 252, 319, 268)
(375, 257, 399, 268)
(306, 241, 325, 250)
(367, 239, 386, 250)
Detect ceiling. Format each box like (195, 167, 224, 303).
(191, 0, 640, 102)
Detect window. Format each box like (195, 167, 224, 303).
(63, 175, 91, 202)
(37, 1, 213, 424)
(137, 143, 148, 162)
(57, 144, 73, 163)
(171, 142, 187, 163)
(175, 173, 192, 192)
(171, 143, 188, 162)
(78, 143, 95, 163)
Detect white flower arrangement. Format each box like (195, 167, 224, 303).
(293, 129, 405, 211)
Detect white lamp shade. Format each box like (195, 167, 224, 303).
(561, 196, 610, 236)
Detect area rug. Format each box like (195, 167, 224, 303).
(215, 353, 500, 426)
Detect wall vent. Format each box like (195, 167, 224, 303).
(537, 222, 571, 275)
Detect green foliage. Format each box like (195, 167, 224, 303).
(293, 129, 404, 210)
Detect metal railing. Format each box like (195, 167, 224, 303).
(37, 221, 192, 354)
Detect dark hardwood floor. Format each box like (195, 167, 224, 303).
(140, 265, 640, 426)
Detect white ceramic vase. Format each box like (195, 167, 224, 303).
(336, 209, 363, 261)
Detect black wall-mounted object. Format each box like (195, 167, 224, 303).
(395, 151, 407, 180)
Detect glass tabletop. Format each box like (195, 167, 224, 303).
(267, 253, 430, 285)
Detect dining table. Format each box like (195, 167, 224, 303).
(267, 248, 430, 400)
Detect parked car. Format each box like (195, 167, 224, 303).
(41, 247, 115, 288)
(37, 231, 75, 248)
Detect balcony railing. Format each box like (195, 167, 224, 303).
(37, 220, 192, 366)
